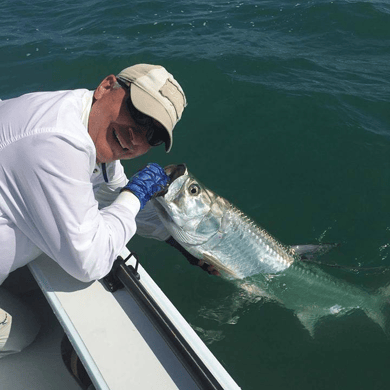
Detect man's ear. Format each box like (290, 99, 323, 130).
(93, 75, 117, 100)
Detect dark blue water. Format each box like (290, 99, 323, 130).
(1, 0, 390, 388)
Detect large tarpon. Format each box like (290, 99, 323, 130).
(152, 164, 389, 336)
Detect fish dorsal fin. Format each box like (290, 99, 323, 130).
(291, 243, 339, 260)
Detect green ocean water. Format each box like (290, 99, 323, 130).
(1, 0, 390, 389)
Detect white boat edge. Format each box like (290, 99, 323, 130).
(27, 246, 242, 390)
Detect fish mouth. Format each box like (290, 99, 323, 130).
(152, 164, 187, 198)
(164, 164, 187, 183)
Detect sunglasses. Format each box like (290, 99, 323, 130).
(117, 79, 167, 147)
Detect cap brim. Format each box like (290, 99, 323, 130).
(130, 85, 173, 153)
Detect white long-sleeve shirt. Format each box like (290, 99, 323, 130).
(0, 89, 169, 285)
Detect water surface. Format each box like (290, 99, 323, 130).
(1, 1, 390, 388)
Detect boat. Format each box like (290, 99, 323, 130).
(0, 247, 241, 390)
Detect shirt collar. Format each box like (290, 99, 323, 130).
(81, 90, 102, 173)
(81, 90, 95, 130)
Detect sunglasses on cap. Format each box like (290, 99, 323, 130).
(117, 79, 168, 147)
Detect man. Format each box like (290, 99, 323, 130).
(0, 64, 216, 358)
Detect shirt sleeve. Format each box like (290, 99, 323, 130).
(0, 131, 140, 282)
(94, 161, 128, 209)
(95, 160, 171, 242)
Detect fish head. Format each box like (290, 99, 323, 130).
(152, 164, 226, 247)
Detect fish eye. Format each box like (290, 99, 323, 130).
(188, 183, 201, 196)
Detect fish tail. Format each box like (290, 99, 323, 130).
(364, 307, 387, 335)
(364, 285, 390, 336)
(378, 284, 390, 301)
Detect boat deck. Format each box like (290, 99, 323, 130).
(0, 286, 80, 390)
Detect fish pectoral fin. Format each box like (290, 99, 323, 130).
(291, 243, 339, 260)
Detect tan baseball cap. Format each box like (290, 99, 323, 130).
(116, 64, 187, 153)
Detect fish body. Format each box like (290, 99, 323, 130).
(153, 164, 389, 335)
(153, 165, 296, 279)
(182, 196, 296, 279)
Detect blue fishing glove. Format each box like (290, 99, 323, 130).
(122, 163, 169, 209)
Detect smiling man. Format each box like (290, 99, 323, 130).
(0, 64, 187, 286)
(90, 65, 182, 163)
(0, 64, 190, 358)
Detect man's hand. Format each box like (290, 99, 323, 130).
(122, 163, 169, 209)
(166, 236, 220, 276)
(197, 259, 220, 276)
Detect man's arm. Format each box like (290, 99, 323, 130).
(0, 132, 140, 282)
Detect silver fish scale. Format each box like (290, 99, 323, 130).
(204, 203, 295, 278)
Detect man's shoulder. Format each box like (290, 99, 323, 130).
(0, 89, 95, 155)
(1, 88, 89, 106)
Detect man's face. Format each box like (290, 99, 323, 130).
(88, 75, 152, 163)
